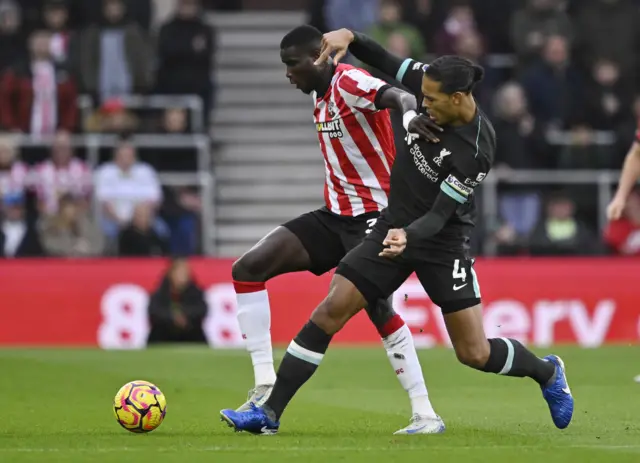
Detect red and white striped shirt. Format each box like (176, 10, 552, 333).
(313, 64, 395, 216)
(33, 158, 92, 214)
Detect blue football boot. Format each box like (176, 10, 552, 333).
(541, 355, 574, 429)
(220, 403, 280, 435)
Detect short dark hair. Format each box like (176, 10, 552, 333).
(280, 25, 323, 51)
(424, 56, 485, 95)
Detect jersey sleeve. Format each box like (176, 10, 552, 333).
(394, 58, 428, 98)
(440, 148, 490, 205)
(337, 69, 389, 112)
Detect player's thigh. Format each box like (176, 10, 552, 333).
(231, 225, 314, 282)
(415, 256, 488, 364)
(310, 274, 369, 335)
(336, 212, 397, 325)
(336, 232, 412, 307)
(281, 208, 346, 276)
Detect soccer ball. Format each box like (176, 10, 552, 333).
(113, 380, 167, 433)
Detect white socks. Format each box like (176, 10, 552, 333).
(234, 282, 436, 418)
(234, 282, 277, 386)
(382, 323, 437, 418)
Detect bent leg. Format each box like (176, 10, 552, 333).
(444, 304, 555, 384)
(232, 226, 313, 283)
(336, 232, 441, 426)
(265, 274, 366, 420)
(232, 226, 314, 392)
(442, 303, 576, 429)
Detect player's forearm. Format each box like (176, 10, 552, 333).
(614, 142, 640, 200)
(404, 211, 448, 244)
(350, 31, 405, 79)
(375, 87, 418, 132)
(404, 193, 459, 243)
(376, 87, 417, 115)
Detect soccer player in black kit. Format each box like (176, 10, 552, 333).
(221, 29, 574, 435)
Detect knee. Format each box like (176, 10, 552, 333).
(365, 298, 396, 332)
(310, 295, 350, 336)
(454, 341, 491, 370)
(231, 253, 267, 282)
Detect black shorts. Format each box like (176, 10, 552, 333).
(336, 214, 481, 314)
(282, 207, 381, 276)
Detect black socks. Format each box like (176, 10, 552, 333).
(484, 338, 556, 385)
(264, 321, 333, 420)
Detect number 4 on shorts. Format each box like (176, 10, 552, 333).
(453, 259, 466, 282)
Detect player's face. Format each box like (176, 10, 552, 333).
(420, 75, 461, 125)
(280, 46, 319, 95)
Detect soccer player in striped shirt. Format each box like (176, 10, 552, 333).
(222, 29, 574, 435)
(229, 25, 444, 435)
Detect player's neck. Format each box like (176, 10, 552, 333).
(452, 97, 477, 127)
(315, 64, 336, 98)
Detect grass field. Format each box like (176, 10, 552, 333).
(0, 346, 638, 462)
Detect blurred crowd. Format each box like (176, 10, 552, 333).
(308, 0, 640, 256)
(2, 0, 640, 259)
(0, 0, 216, 258)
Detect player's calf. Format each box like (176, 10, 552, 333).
(365, 297, 396, 333)
(452, 336, 555, 386)
(262, 275, 366, 421)
(445, 305, 555, 386)
(482, 338, 555, 385)
(232, 248, 280, 395)
(233, 227, 314, 403)
(453, 339, 491, 370)
(264, 319, 333, 421)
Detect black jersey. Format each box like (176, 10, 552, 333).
(384, 58, 497, 246)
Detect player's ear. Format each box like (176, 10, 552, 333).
(451, 92, 464, 105)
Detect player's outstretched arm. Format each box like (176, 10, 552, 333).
(316, 29, 404, 81)
(317, 29, 427, 97)
(376, 87, 442, 143)
(608, 141, 640, 221)
(350, 31, 405, 80)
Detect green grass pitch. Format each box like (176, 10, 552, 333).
(0, 346, 638, 462)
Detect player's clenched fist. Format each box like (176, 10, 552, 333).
(379, 229, 407, 258)
(314, 28, 355, 66)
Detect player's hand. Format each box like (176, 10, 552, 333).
(408, 114, 443, 143)
(607, 195, 626, 221)
(314, 28, 355, 66)
(379, 228, 407, 258)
